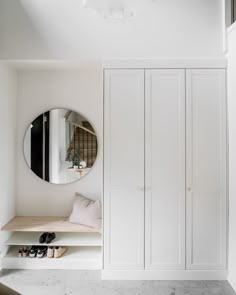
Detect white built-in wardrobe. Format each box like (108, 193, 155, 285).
(103, 61, 227, 280)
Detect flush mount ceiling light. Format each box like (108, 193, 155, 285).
(83, 0, 134, 21)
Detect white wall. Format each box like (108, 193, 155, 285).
(0, 64, 17, 264)
(16, 66, 103, 216)
(227, 24, 236, 291)
(0, 0, 225, 59)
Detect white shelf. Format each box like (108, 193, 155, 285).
(5, 232, 102, 246)
(2, 216, 103, 270)
(2, 246, 102, 270)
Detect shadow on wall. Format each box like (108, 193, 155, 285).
(0, 0, 51, 59)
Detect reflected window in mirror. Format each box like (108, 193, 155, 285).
(24, 109, 98, 184)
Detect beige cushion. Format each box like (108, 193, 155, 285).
(69, 193, 102, 229)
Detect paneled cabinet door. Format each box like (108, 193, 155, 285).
(104, 69, 145, 270)
(145, 69, 186, 270)
(186, 69, 227, 270)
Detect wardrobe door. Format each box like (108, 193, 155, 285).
(145, 69, 186, 270)
(104, 69, 145, 270)
(186, 69, 227, 270)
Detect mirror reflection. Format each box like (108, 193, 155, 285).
(24, 109, 98, 184)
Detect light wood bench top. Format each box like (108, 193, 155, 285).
(2, 216, 100, 233)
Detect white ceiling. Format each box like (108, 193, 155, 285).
(0, 0, 224, 60)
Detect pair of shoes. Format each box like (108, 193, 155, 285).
(39, 232, 56, 244)
(47, 246, 68, 258)
(29, 246, 47, 258)
(18, 248, 22, 257)
(18, 247, 29, 257)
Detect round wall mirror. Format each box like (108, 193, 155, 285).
(23, 108, 98, 184)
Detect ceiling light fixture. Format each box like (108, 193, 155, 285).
(83, 0, 134, 21)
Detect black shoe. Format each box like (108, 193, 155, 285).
(45, 232, 56, 244)
(29, 246, 38, 258)
(39, 232, 48, 244)
(37, 246, 47, 258)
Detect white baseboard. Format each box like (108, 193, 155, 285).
(102, 270, 228, 280)
(228, 275, 236, 292)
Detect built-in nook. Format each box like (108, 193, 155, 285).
(0, 61, 103, 271)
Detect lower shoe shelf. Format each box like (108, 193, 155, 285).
(2, 246, 102, 270)
(5, 232, 102, 247)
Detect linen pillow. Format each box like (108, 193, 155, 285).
(69, 193, 102, 229)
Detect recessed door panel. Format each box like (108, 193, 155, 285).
(186, 69, 227, 270)
(145, 69, 185, 270)
(104, 69, 145, 270)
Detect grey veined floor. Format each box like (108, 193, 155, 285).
(0, 270, 235, 295)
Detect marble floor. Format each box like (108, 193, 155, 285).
(0, 270, 235, 295)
